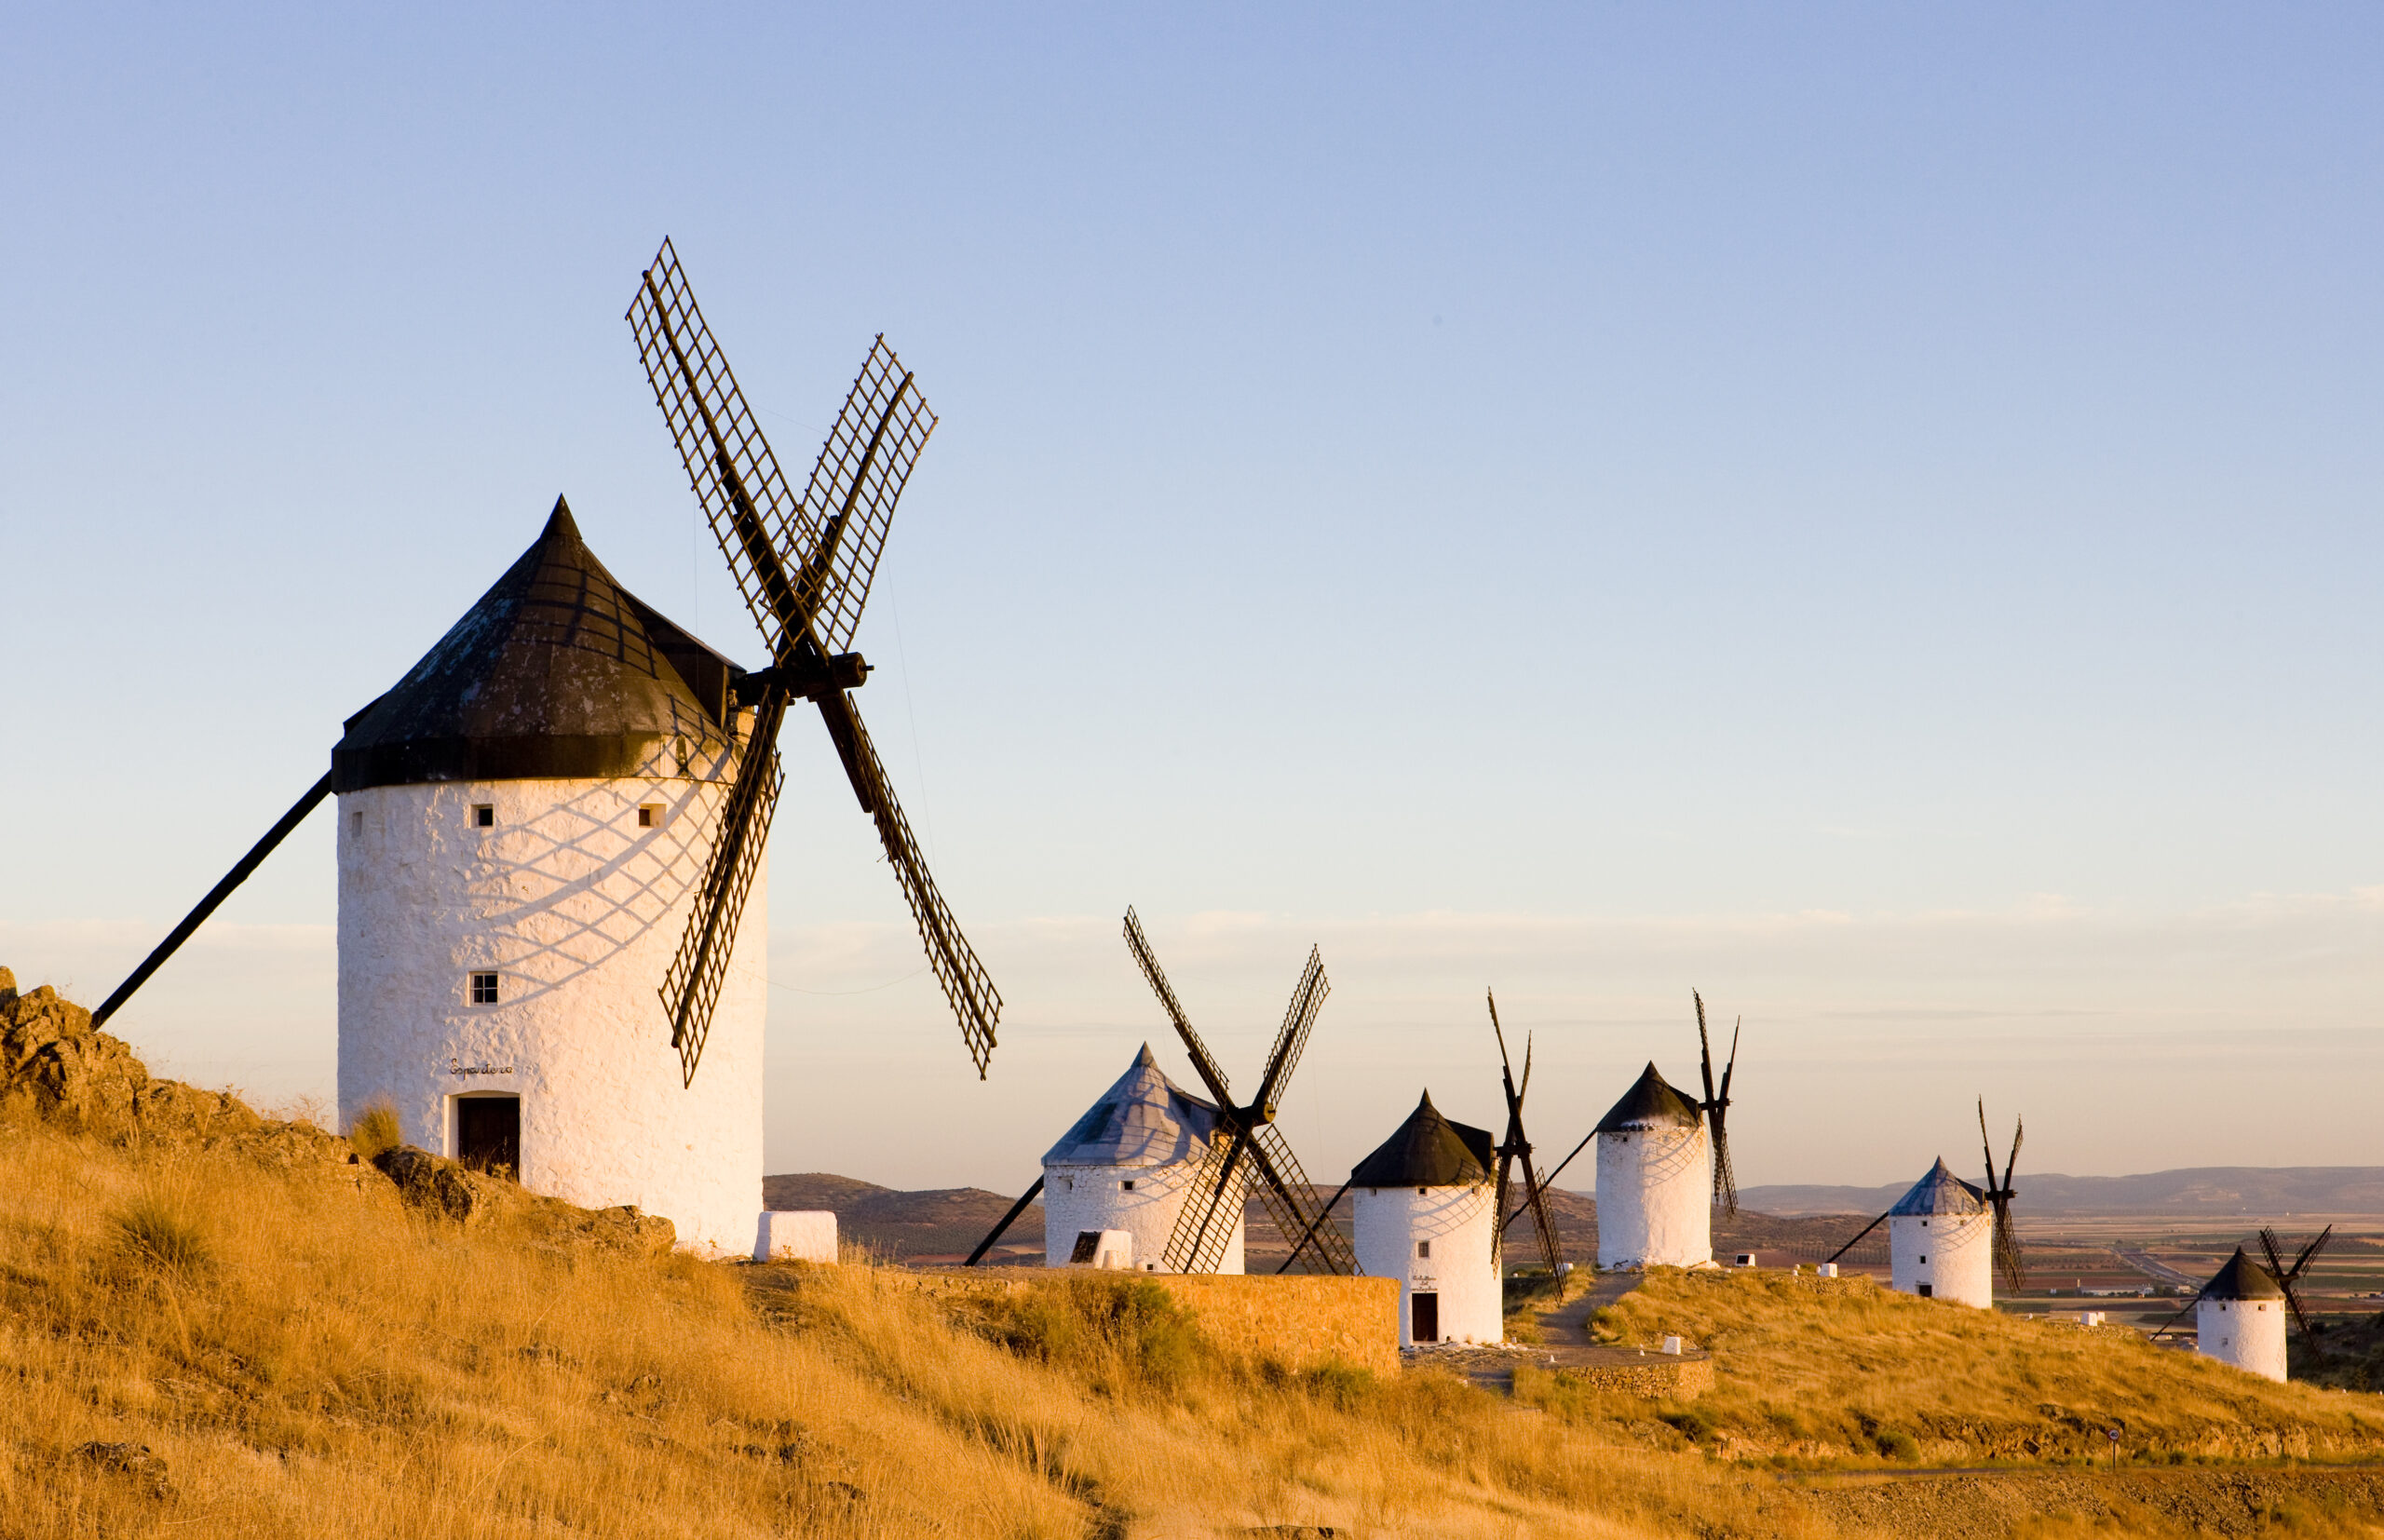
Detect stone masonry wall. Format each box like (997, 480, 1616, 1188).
(901, 1269, 1399, 1374)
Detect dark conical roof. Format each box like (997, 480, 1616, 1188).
(1042, 1044, 1222, 1167)
(1889, 1157, 1987, 1217)
(2202, 1246, 2285, 1301)
(1594, 1062, 1703, 1133)
(1350, 1091, 1497, 1187)
(332, 498, 739, 791)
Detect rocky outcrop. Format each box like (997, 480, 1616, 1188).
(3, 966, 674, 1258)
(374, 1143, 673, 1256)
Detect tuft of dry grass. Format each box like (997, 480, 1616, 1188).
(345, 1101, 401, 1161)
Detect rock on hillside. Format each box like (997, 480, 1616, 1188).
(0, 966, 328, 1162)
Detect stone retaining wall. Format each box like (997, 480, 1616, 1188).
(1562, 1355, 1714, 1398)
(903, 1268, 1398, 1373)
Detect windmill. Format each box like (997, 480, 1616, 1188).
(1123, 908, 1357, 1276)
(1978, 1099, 2025, 1291)
(2257, 1225, 2336, 1343)
(1694, 992, 1741, 1216)
(629, 238, 1000, 1084)
(1485, 989, 1564, 1277)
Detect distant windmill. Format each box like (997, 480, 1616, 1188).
(1978, 1099, 2025, 1291)
(1485, 990, 1564, 1277)
(1124, 909, 1356, 1276)
(1695, 992, 1741, 1216)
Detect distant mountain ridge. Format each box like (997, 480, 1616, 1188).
(1738, 1167, 2384, 1218)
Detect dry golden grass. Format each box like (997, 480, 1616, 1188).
(0, 1110, 1835, 1539)
(8, 1101, 2384, 1539)
(1531, 1266, 2384, 1468)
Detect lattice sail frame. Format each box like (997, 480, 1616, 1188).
(630, 240, 934, 663)
(820, 692, 1001, 1075)
(658, 696, 788, 1086)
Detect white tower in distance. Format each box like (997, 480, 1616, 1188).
(335, 501, 765, 1256)
(1040, 1044, 1239, 1272)
(2197, 1247, 2289, 1383)
(1350, 1092, 1503, 1347)
(1887, 1158, 1995, 1308)
(1594, 1063, 1713, 1270)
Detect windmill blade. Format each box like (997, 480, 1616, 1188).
(2292, 1225, 2336, 1281)
(658, 692, 790, 1087)
(2003, 1115, 2025, 1194)
(1711, 1110, 1740, 1217)
(1487, 988, 1517, 1081)
(1241, 1121, 1359, 1276)
(1161, 1124, 1253, 1274)
(1719, 1016, 1741, 1101)
(1978, 1099, 2001, 1191)
(2260, 1229, 2316, 1340)
(1250, 946, 1328, 1119)
(1992, 1196, 2028, 1291)
(1122, 908, 1233, 1106)
(92, 771, 334, 1028)
(630, 242, 934, 660)
(787, 336, 934, 655)
(1518, 1159, 1565, 1277)
(815, 689, 999, 1076)
(1277, 1180, 1354, 1274)
(1695, 992, 1718, 1107)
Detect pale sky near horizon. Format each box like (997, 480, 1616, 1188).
(4, 6, 2379, 1195)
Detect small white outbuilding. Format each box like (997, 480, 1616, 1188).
(1040, 1044, 1240, 1273)
(2197, 1247, 2288, 1383)
(1351, 1091, 1503, 1347)
(1593, 1063, 1713, 1270)
(1887, 1157, 1994, 1308)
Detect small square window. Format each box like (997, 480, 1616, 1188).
(470, 972, 499, 1005)
(472, 804, 494, 828)
(638, 804, 662, 829)
(1416, 1239, 1431, 1259)
(1119, 1179, 1134, 1191)
(351, 810, 364, 835)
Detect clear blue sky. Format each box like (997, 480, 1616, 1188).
(4, 5, 2378, 1190)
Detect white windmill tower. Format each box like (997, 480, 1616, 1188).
(2195, 1248, 2289, 1382)
(85, 241, 1003, 1258)
(1350, 1091, 1503, 1347)
(1036, 1044, 1235, 1272)
(1885, 1158, 1995, 1307)
(1592, 1063, 1710, 1270)
(1826, 1101, 2026, 1302)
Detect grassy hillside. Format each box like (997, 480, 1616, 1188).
(10, 970, 2384, 1537)
(1536, 1267, 2384, 1466)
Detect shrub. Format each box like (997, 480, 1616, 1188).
(348, 1101, 402, 1160)
(1874, 1425, 1920, 1462)
(969, 1276, 1212, 1392)
(114, 1197, 213, 1284)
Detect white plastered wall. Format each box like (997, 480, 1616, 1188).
(1595, 1127, 1713, 1269)
(336, 770, 765, 1259)
(2197, 1296, 2288, 1383)
(1889, 1211, 1994, 1307)
(1041, 1157, 1245, 1273)
(1353, 1183, 1501, 1346)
